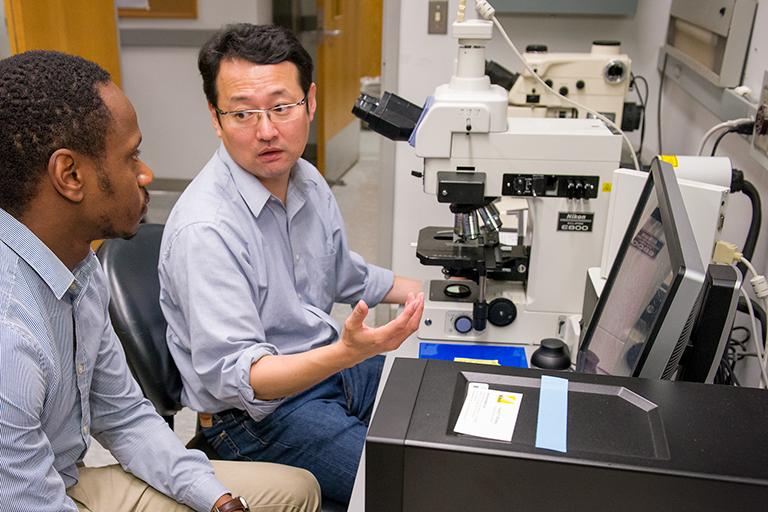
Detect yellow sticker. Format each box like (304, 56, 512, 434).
(659, 154, 679, 167)
(497, 394, 518, 404)
(453, 357, 501, 366)
(602, 182, 612, 192)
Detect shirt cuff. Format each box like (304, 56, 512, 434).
(236, 345, 284, 422)
(183, 472, 230, 512)
(360, 264, 395, 307)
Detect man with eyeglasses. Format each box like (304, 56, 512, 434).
(158, 24, 425, 505)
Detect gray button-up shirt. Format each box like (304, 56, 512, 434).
(0, 208, 228, 512)
(159, 145, 394, 421)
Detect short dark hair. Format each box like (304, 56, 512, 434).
(0, 50, 112, 217)
(198, 24, 313, 107)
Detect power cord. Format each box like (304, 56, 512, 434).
(630, 73, 648, 160)
(713, 241, 768, 387)
(697, 118, 754, 155)
(658, 53, 667, 155)
(710, 121, 755, 156)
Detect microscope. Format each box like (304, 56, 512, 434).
(502, 41, 637, 130)
(354, 14, 622, 354)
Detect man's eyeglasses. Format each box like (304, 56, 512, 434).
(215, 97, 307, 126)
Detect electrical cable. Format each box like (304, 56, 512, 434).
(657, 53, 667, 155)
(477, 4, 641, 171)
(738, 180, 762, 278)
(738, 296, 766, 346)
(696, 117, 753, 155)
(630, 73, 648, 161)
(710, 128, 736, 156)
(741, 287, 768, 388)
(739, 254, 768, 381)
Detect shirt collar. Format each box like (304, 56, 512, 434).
(218, 144, 274, 217)
(0, 207, 96, 300)
(217, 144, 312, 219)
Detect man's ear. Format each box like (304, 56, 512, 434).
(208, 102, 223, 138)
(307, 82, 317, 123)
(47, 149, 85, 203)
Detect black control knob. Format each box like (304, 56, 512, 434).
(530, 338, 571, 370)
(559, 86, 569, 96)
(574, 181, 584, 199)
(544, 79, 553, 88)
(488, 298, 517, 327)
(565, 180, 575, 199)
(576, 80, 585, 90)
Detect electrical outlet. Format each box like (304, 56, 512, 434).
(752, 71, 768, 160)
(428, 1, 448, 35)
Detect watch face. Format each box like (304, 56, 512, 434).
(238, 496, 250, 510)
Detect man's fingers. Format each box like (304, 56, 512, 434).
(385, 292, 424, 335)
(345, 300, 369, 330)
(406, 293, 425, 331)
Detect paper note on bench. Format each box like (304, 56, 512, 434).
(454, 382, 523, 442)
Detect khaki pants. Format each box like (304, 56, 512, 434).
(67, 460, 321, 512)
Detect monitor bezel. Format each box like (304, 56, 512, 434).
(577, 158, 706, 379)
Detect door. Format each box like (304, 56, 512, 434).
(274, 0, 382, 182)
(316, 0, 360, 182)
(4, 0, 121, 85)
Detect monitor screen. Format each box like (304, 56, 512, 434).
(577, 158, 705, 379)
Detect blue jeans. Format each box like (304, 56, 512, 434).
(203, 355, 384, 504)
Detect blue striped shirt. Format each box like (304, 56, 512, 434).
(0, 208, 228, 512)
(159, 146, 394, 421)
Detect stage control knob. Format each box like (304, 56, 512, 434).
(488, 298, 517, 327)
(530, 338, 571, 370)
(454, 316, 473, 334)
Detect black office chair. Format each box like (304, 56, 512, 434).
(96, 223, 217, 459)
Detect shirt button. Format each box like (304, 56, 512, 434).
(82, 425, 89, 436)
(295, 254, 300, 261)
(77, 363, 85, 375)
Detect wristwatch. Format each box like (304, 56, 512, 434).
(213, 495, 250, 512)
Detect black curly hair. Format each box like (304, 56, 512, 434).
(198, 24, 313, 108)
(0, 50, 112, 217)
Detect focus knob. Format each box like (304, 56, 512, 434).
(488, 298, 517, 327)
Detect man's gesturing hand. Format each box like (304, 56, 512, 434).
(339, 292, 424, 365)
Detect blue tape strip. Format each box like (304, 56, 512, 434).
(535, 375, 569, 453)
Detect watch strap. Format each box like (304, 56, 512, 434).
(215, 496, 249, 512)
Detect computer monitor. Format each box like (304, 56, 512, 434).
(676, 263, 741, 383)
(577, 158, 706, 379)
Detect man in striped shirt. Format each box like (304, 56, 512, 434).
(0, 50, 320, 512)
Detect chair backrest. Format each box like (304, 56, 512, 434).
(96, 223, 182, 418)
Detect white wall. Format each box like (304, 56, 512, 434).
(386, 0, 768, 281)
(0, 1, 11, 59)
(119, 0, 272, 182)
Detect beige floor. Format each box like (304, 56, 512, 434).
(84, 127, 382, 467)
